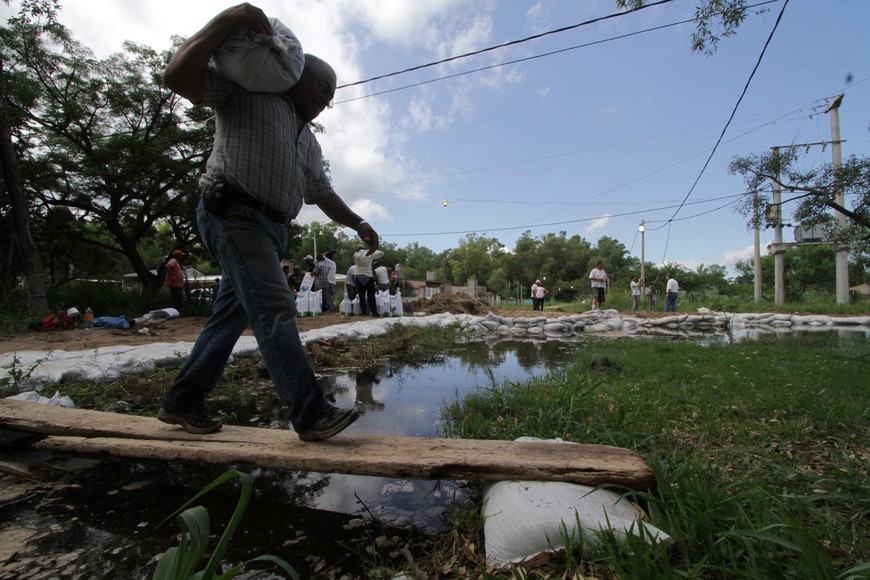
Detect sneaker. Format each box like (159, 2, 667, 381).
(158, 407, 222, 434)
(297, 406, 360, 442)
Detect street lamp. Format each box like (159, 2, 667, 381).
(638, 221, 645, 306)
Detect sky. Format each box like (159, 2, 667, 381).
(2, 0, 868, 276)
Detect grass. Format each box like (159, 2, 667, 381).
(438, 335, 870, 578)
(5, 309, 869, 578)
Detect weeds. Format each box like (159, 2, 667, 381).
(153, 469, 298, 580)
(442, 337, 870, 577)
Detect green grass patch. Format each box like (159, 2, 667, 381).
(441, 336, 870, 578)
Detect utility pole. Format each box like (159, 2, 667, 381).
(753, 192, 762, 303)
(771, 147, 785, 306)
(825, 94, 849, 304)
(638, 221, 645, 306)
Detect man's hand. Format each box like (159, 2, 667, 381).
(357, 222, 380, 254)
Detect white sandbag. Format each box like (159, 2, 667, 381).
(7, 390, 75, 408)
(483, 438, 671, 568)
(376, 290, 391, 317)
(295, 288, 322, 316)
(339, 294, 354, 316)
(352, 297, 362, 316)
(390, 290, 404, 317)
(212, 17, 305, 93)
(298, 271, 314, 294)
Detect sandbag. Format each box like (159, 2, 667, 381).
(376, 290, 391, 317)
(483, 437, 671, 568)
(339, 294, 354, 316)
(299, 272, 314, 294)
(212, 17, 305, 93)
(296, 289, 322, 316)
(390, 290, 404, 317)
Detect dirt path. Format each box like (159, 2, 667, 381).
(0, 292, 583, 355)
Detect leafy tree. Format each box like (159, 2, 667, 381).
(729, 144, 870, 262)
(396, 242, 438, 281)
(1, 1, 213, 293)
(450, 234, 504, 286)
(616, 0, 755, 55)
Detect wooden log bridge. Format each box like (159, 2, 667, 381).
(0, 400, 655, 489)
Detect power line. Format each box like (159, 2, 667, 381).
(382, 192, 746, 239)
(656, 0, 791, 232)
(336, 0, 676, 90)
(336, 0, 781, 105)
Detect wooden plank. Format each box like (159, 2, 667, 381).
(0, 399, 654, 489)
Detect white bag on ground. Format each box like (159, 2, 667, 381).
(390, 290, 404, 317)
(376, 290, 391, 317)
(352, 297, 362, 316)
(339, 294, 354, 316)
(295, 288, 322, 316)
(483, 438, 671, 568)
(212, 17, 305, 93)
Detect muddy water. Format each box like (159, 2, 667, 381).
(0, 338, 584, 579)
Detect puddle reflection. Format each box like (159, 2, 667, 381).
(242, 329, 870, 530)
(244, 339, 585, 530)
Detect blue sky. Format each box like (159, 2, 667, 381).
(3, 0, 868, 274)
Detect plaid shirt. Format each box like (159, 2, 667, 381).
(312, 260, 330, 291)
(197, 66, 334, 217)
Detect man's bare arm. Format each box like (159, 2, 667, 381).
(315, 193, 380, 254)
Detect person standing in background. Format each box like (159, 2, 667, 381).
(630, 276, 642, 312)
(374, 261, 390, 292)
(345, 263, 357, 301)
(354, 245, 383, 316)
(589, 261, 608, 310)
(664, 274, 679, 312)
(531, 280, 548, 311)
(164, 249, 187, 312)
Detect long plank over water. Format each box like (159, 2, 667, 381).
(0, 400, 654, 489)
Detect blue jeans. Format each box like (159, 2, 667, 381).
(162, 198, 328, 431)
(664, 292, 678, 312)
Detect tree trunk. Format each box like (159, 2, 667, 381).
(0, 60, 48, 315)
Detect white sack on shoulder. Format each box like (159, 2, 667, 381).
(212, 17, 305, 93)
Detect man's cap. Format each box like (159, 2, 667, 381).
(326, 247, 337, 255)
(535, 279, 541, 284)
(304, 255, 314, 261)
(172, 249, 187, 257)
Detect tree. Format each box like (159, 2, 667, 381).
(1, 2, 213, 293)
(730, 144, 870, 260)
(0, 2, 49, 314)
(616, 0, 754, 55)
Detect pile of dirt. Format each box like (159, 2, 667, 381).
(406, 292, 489, 315)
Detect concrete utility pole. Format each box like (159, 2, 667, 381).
(638, 221, 645, 304)
(771, 147, 785, 306)
(753, 192, 762, 303)
(825, 94, 849, 304)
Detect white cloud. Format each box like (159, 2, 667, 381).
(584, 214, 611, 236)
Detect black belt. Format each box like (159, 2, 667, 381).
(202, 183, 291, 226)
